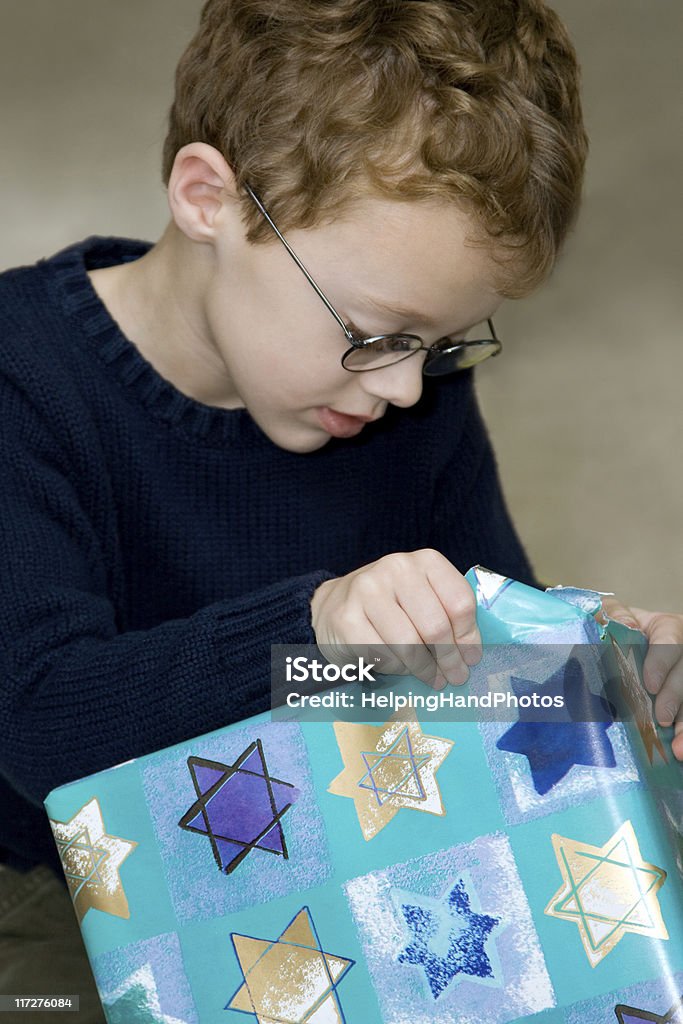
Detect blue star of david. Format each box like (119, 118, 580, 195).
(178, 739, 299, 874)
(357, 727, 430, 806)
(395, 876, 503, 999)
(615, 995, 683, 1023)
(496, 657, 616, 794)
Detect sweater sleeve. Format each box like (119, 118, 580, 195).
(0, 383, 332, 806)
(428, 388, 539, 589)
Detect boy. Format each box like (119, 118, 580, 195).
(1, 0, 682, 1013)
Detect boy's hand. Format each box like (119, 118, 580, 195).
(310, 550, 482, 689)
(601, 595, 683, 761)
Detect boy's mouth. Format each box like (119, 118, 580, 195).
(315, 406, 377, 438)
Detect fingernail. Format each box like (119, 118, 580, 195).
(659, 705, 676, 727)
(463, 646, 482, 667)
(645, 670, 663, 692)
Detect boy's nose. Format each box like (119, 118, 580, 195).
(358, 354, 424, 409)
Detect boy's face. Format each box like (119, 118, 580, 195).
(204, 192, 503, 453)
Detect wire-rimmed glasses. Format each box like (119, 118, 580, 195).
(244, 184, 502, 376)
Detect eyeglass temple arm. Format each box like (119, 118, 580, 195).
(245, 185, 499, 351)
(243, 184, 355, 341)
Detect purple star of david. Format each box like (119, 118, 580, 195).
(178, 739, 299, 874)
(615, 996, 683, 1023)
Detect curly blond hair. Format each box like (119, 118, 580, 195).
(162, 0, 588, 297)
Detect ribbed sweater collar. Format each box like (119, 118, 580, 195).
(48, 235, 269, 447)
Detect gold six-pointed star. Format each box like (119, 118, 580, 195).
(49, 797, 137, 921)
(228, 907, 353, 1023)
(545, 819, 668, 966)
(328, 712, 454, 840)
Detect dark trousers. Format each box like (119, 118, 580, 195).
(0, 864, 105, 1023)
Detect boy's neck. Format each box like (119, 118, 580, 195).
(87, 224, 243, 410)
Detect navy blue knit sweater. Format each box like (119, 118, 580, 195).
(0, 237, 535, 872)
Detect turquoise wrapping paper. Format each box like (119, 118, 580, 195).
(44, 567, 683, 1023)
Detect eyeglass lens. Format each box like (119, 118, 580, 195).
(342, 324, 500, 374)
(342, 335, 423, 371)
(423, 338, 501, 376)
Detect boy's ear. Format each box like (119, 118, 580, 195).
(167, 143, 239, 242)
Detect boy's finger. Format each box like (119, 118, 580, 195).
(397, 584, 458, 647)
(436, 647, 470, 686)
(318, 620, 408, 678)
(400, 644, 447, 688)
(644, 645, 681, 694)
(423, 560, 481, 664)
(366, 605, 442, 687)
(599, 596, 641, 631)
(653, 655, 683, 728)
(395, 586, 468, 685)
(642, 616, 683, 693)
(671, 717, 683, 762)
(436, 589, 482, 672)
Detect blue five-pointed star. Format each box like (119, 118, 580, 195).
(496, 657, 616, 794)
(398, 879, 501, 999)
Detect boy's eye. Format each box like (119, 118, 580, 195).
(381, 336, 419, 353)
(347, 326, 420, 353)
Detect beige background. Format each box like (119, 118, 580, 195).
(1, 1, 681, 609)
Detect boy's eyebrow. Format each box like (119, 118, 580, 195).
(364, 296, 439, 327)
(364, 296, 490, 336)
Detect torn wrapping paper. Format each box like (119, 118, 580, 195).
(44, 566, 683, 1023)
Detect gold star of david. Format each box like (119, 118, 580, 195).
(328, 713, 453, 840)
(228, 907, 353, 1023)
(545, 819, 668, 966)
(611, 636, 668, 764)
(49, 797, 137, 921)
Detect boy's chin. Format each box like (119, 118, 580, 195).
(276, 432, 333, 454)
(256, 416, 333, 454)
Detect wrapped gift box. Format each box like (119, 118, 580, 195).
(44, 567, 683, 1023)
